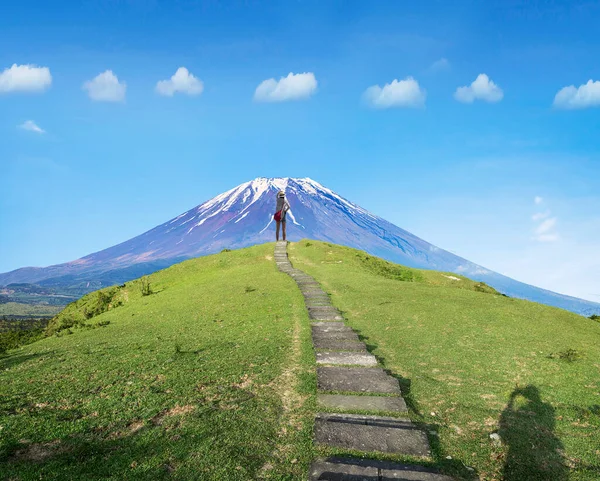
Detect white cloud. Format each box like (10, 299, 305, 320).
(534, 196, 543, 205)
(19, 120, 45, 134)
(532, 209, 559, 242)
(454, 74, 503, 103)
(532, 211, 550, 221)
(363, 77, 426, 108)
(0, 64, 52, 93)
(254, 72, 317, 102)
(535, 233, 559, 242)
(429, 58, 450, 72)
(536, 217, 557, 235)
(553, 79, 600, 109)
(83, 70, 126, 102)
(156, 67, 204, 96)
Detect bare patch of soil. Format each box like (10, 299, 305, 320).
(152, 405, 196, 426)
(11, 439, 68, 463)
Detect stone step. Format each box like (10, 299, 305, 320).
(302, 290, 328, 296)
(312, 327, 353, 336)
(310, 312, 344, 321)
(317, 367, 400, 394)
(314, 413, 430, 457)
(312, 331, 359, 341)
(309, 457, 454, 481)
(317, 394, 408, 413)
(304, 296, 330, 301)
(309, 312, 342, 318)
(316, 351, 377, 366)
(305, 301, 334, 307)
(313, 339, 367, 351)
(312, 322, 351, 331)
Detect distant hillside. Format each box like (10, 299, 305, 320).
(1, 177, 598, 316)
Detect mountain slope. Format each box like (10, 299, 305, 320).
(1, 177, 598, 315)
(1, 244, 315, 480)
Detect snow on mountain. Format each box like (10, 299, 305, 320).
(1, 177, 599, 316)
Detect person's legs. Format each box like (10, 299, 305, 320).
(276, 220, 281, 241)
(282, 220, 287, 241)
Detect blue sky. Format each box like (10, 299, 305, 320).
(1, 0, 599, 302)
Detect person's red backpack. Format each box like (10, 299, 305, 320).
(274, 210, 283, 222)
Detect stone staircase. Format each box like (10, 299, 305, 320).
(274, 241, 454, 481)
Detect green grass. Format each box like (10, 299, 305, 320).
(289, 240, 600, 481)
(0, 243, 316, 480)
(4, 239, 599, 480)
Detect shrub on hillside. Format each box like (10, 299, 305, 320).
(46, 285, 125, 336)
(548, 348, 582, 362)
(473, 282, 499, 295)
(590, 314, 600, 322)
(140, 276, 152, 296)
(356, 253, 422, 283)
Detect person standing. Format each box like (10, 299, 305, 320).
(274, 190, 290, 241)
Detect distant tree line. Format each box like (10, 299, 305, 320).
(0, 317, 48, 355)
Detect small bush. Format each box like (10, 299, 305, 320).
(305, 242, 313, 247)
(46, 285, 125, 336)
(221, 248, 232, 253)
(245, 286, 257, 293)
(140, 277, 152, 296)
(473, 282, 498, 294)
(548, 348, 582, 362)
(590, 314, 600, 322)
(357, 253, 421, 282)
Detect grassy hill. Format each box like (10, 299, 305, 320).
(1, 240, 599, 480)
(0, 244, 316, 480)
(289, 241, 600, 480)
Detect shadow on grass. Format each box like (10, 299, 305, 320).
(0, 351, 52, 371)
(498, 385, 567, 481)
(1, 406, 270, 480)
(2, 431, 189, 481)
(355, 329, 477, 480)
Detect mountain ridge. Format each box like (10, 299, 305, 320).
(1, 177, 599, 316)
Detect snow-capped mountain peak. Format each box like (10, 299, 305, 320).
(1, 177, 599, 316)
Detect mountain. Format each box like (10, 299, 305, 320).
(1, 177, 599, 316)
